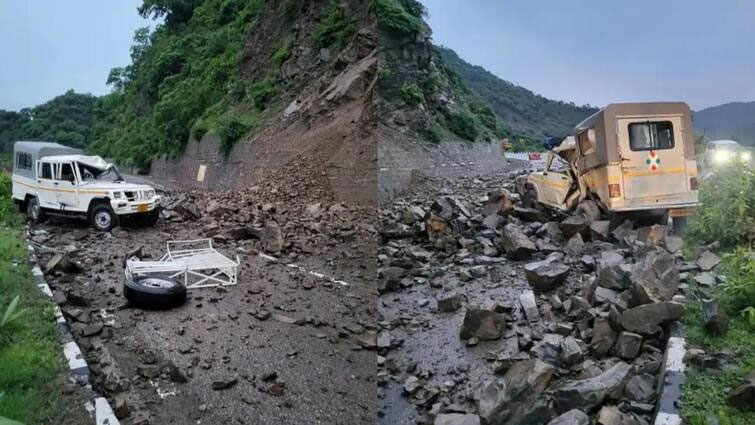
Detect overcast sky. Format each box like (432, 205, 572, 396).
(0, 0, 151, 111)
(423, 0, 755, 110)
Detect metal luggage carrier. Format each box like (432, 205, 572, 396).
(126, 238, 240, 289)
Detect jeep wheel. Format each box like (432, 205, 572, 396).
(91, 205, 118, 231)
(27, 197, 45, 223)
(124, 277, 187, 310)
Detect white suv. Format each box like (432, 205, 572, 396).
(11, 141, 161, 231)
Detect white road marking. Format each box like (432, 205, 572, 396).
(63, 341, 88, 370)
(654, 412, 682, 425)
(665, 336, 686, 373)
(95, 397, 120, 425)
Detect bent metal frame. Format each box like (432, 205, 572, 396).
(125, 238, 240, 289)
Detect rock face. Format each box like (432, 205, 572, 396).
(434, 413, 481, 425)
(546, 409, 589, 425)
(501, 224, 537, 260)
(525, 260, 570, 291)
(619, 302, 685, 334)
(459, 308, 506, 340)
(476, 359, 555, 424)
(552, 362, 633, 413)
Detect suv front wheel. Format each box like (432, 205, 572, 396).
(91, 204, 118, 231)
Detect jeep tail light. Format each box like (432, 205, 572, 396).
(690, 177, 699, 191)
(609, 184, 621, 198)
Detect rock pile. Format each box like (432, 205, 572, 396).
(377, 173, 702, 424)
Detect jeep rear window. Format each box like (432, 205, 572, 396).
(16, 152, 32, 170)
(628, 121, 674, 151)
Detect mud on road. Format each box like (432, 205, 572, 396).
(28, 188, 377, 425)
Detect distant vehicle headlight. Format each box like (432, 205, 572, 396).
(712, 150, 730, 164)
(741, 151, 752, 162)
(113, 191, 122, 199)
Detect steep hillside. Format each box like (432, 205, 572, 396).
(0, 90, 96, 155)
(90, 0, 376, 204)
(377, 0, 594, 150)
(436, 46, 596, 141)
(694, 101, 755, 146)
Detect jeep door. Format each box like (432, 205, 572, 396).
(36, 160, 58, 208)
(55, 162, 79, 210)
(616, 117, 688, 200)
(529, 153, 573, 209)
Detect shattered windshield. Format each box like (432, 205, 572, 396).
(78, 163, 123, 182)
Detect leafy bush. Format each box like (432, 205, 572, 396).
(423, 125, 443, 144)
(686, 165, 755, 248)
(377, 66, 394, 82)
(721, 247, 755, 319)
(271, 36, 292, 67)
(0, 172, 19, 226)
(445, 111, 479, 141)
(216, 114, 253, 154)
(377, 0, 425, 35)
(312, 3, 353, 49)
(246, 79, 276, 110)
(0, 296, 26, 346)
(399, 83, 424, 106)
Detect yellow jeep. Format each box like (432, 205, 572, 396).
(520, 102, 700, 233)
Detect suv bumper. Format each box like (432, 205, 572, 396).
(111, 196, 161, 215)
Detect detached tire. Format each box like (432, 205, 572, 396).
(124, 277, 187, 310)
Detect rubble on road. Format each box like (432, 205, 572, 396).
(27, 185, 377, 424)
(377, 170, 694, 424)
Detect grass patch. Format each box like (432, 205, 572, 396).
(399, 83, 424, 106)
(0, 172, 68, 423)
(682, 302, 755, 425)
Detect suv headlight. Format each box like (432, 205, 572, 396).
(113, 191, 122, 199)
(713, 150, 730, 164)
(145, 189, 155, 198)
(741, 152, 751, 162)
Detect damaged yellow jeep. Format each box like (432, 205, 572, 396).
(518, 102, 700, 233)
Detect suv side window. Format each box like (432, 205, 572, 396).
(628, 121, 674, 151)
(59, 163, 75, 183)
(40, 162, 53, 180)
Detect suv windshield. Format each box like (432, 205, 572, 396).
(79, 163, 123, 182)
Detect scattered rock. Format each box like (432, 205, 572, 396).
(501, 224, 537, 260)
(615, 332, 643, 360)
(697, 251, 721, 271)
(45, 253, 81, 274)
(476, 359, 555, 424)
(434, 413, 481, 425)
(552, 362, 633, 413)
(524, 260, 570, 291)
(437, 291, 464, 313)
(620, 302, 685, 334)
(212, 377, 238, 390)
(702, 299, 729, 335)
(546, 409, 589, 425)
(727, 372, 755, 411)
(519, 290, 540, 323)
(459, 308, 506, 340)
(624, 373, 656, 402)
(591, 318, 617, 357)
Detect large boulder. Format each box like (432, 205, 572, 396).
(460, 308, 506, 340)
(559, 215, 588, 239)
(624, 374, 656, 402)
(552, 362, 633, 413)
(727, 372, 755, 411)
(630, 249, 679, 304)
(476, 359, 555, 424)
(524, 260, 570, 291)
(620, 302, 685, 334)
(546, 409, 589, 425)
(615, 332, 643, 360)
(702, 299, 729, 334)
(434, 414, 481, 425)
(501, 224, 537, 260)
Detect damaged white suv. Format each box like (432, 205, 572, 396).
(11, 141, 161, 231)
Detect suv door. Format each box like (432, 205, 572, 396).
(36, 161, 58, 209)
(55, 162, 79, 209)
